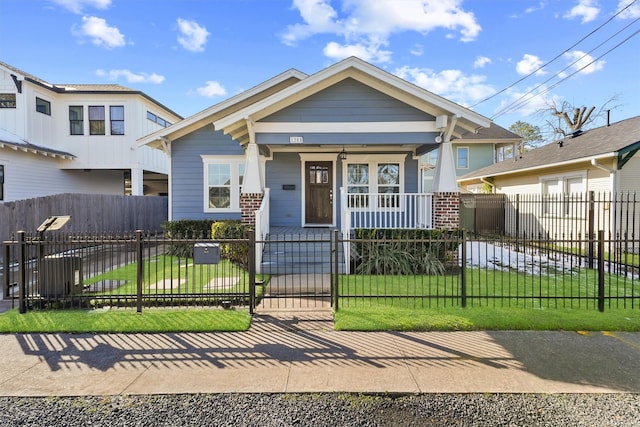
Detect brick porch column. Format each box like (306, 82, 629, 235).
(433, 192, 460, 230)
(240, 193, 263, 225)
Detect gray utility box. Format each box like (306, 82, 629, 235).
(39, 255, 83, 298)
(194, 242, 220, 264)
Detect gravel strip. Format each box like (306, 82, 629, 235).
(1, 393, 639, 426)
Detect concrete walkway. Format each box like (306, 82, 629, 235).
(0, 306, 639, 397)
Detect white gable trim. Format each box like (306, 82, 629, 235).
(253, 121, 440, 134)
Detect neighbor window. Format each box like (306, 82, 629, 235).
(69, 106, 83, 135)
(36, 97, 51, 115)
(202, 156, 245, 212)
(0, 94, 16, 108)
(344, 155, 405, 209)
(0, 165, 4, 201)
(541, 174, 585, 216)
(110, 106, 124, 135)
(457, 147, 469, 169)
(147, 110, 170, 127)
(89, 106, 105, 135)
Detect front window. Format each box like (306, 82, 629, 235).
(36, 97, 51, 115)
(110, 106, 124, 135)
(69, 106, 83, 135)
(344, 155, 405, 209)
(202, 156, 245, 212)
(0, 94, 16, 108)
(457, 147, 469, 169)
(378, 163, 400, 207)
(347, 164, 369, 207)
(89, 106, 105, 135)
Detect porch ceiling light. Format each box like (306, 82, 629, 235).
(339, 145, 347, 160)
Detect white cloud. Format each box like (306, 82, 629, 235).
(196, 81, 227, 97)
(96, 69, 165, 84)
(50, 0, 110, 14)
(176, 18, 210, 52)
(617, 0, 640, 19)
(281, 0, 481, 63)
(74, 16, 125, 49)
(516, 54, 546, 76)
(563, 50, 605, 75)
(473, 56, 491, 69)
(564, 0, 600, 23)
(410, 44, 424, 56)
(394, 66, 495, 107)
(323, 41, 392, 63)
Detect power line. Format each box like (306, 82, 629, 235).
(490, 19, 640, 120)
(470, 0, 639, 109)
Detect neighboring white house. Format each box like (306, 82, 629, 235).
(0, 60, 182, 202)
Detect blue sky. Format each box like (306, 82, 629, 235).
(1, 0, 638, 139)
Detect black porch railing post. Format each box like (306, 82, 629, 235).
(597, 230, 605, 312)
(588, 191, 595, 269)
(461, 229, 467, 308)
(136, 230, 143, 313)
(333, 229, 340, 312)
(248, 230, 256, 315)
(17, 231, 26, 314)
(3, 243, 10, 299)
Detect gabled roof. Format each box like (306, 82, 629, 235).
(455, 122, 522, 143)
(139, 56, 494, 150)
(0, 60, 182, 119)
(212, 57, 491, 146)
(0, 128, 74, 160)
(137, 68, 308, 150)
(459, 115, 640, 181)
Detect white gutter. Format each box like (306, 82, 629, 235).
(590, 158, 617, 194)
(459, 153, 617, 184)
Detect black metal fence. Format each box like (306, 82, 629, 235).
(2, 231, 255, 314)
(337, 230, 639, 311)
(2, 191, 639, 314)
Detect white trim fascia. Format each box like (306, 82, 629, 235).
(458, 153, 617, 183)
(254, 121, 439, 133)
(138, 69, 308, 148)
(214, 57, 491, 133)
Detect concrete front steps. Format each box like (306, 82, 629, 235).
(259, 227, 345, 275)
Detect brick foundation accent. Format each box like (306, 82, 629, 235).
(240, 193, 263, 225)
(433, 192, 460, 230)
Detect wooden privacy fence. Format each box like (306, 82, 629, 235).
(0, 193, 167, 238)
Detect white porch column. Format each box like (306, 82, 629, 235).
(432, 115, 459, 192)
(241, 141, 263, 195)
(130, 167, 144, 196)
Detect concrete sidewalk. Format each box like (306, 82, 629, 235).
(0, 308, 639, 397)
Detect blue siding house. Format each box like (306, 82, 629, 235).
(139, 57, 518, 236)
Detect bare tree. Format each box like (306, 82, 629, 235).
(542, 95, 621, 137)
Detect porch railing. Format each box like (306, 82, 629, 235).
(340, 187, 434, 273)
(254, 188, 270, 274)
(340, 187, 433, 232)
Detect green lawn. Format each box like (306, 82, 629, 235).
(334, 305, 640, 332)
(0, 307, 252, 333)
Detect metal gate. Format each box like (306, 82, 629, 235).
(255, 228, 340, 310)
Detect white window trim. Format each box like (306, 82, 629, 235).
(539, 171, 587, 217)
(342, 154, 406, 211)
(201, 155, 245, 213)
(457, 146, 469, 169)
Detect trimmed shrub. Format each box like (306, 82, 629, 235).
(352, 228, 460, 275)
(162, 220, 216, 257)
(211, 221, 253, 270)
